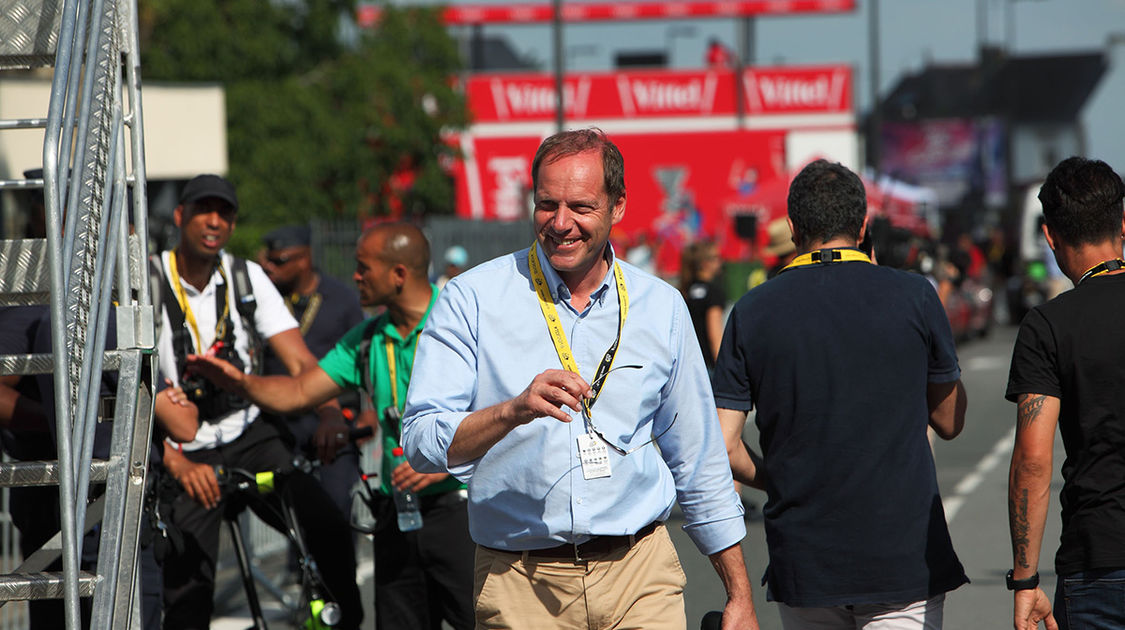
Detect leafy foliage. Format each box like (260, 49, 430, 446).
(140, 0, 467, 255)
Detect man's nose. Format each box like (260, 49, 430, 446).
(551, 205, 573, 231)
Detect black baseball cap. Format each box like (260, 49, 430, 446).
(262, 225, 311, 251)
(179, 174, 238, 210)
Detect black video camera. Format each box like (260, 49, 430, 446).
(181, 340, 251, 421)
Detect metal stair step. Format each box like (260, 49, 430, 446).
(0, 572, 99, 602)
(0, 350, 126, 376)
(0, 459, 110, 488)
(0, 238, 48, 306)
(0, 0, 63, 69)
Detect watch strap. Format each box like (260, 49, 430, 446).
(1006, 570, 1040, 591)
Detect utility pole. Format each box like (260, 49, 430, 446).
(553, 0, 565, 132)
(868, 0, 882, 174)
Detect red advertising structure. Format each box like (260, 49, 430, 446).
(357, 1, 855, 27)
(452, 65, 858, 274)
(358, 0, 881, 275)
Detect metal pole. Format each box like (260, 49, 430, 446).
(553, 0, 565, 133)
(977, 0, 988, 51)
(1005, 0, 1015, 52)
(42, 0, 83, 622)
(868, 0, 882, 174)
(741, 16, 755, 66)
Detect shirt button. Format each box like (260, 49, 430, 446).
(576, 497, 583, 504)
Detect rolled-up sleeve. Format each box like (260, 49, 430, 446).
(402, 279, 479, 481)
(656, 297, 746, 556)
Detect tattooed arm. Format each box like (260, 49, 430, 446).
(1008, 392, 1060, 630)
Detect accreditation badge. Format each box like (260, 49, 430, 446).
(578, 433, 612, 480)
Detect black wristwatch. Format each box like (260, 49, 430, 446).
(1006, 570, 1040, 591)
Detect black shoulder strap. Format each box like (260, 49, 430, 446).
(228, 257, 264, 374)
(357, 317, 381, 409)
(150, 254, 191, 372)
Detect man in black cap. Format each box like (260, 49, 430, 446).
(260, 224, 365, 515)
(153, 174, 363, 629)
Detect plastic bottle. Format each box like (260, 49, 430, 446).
(391, 447, 423, 532)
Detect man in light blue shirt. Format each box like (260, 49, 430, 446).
(402, 129, 758, 629)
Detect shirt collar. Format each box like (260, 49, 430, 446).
(379, 283, 440, 343)
(532, 242, 617, 306)
(168, 250, 225, 297)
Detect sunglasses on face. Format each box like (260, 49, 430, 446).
(266, 252, 303, 266)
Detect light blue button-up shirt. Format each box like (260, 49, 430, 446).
(403, 245, 745, 555)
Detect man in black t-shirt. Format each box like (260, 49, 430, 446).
(1005, 157, 1125, 630)
(713, 160, 968, 628)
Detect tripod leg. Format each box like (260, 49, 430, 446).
(226, 516, 270, 630)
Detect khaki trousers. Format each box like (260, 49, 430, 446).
(777, 594, 946, 630)
(473, 523, 687, 630)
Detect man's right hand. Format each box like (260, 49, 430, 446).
(1014, 588, 1057, 630)
(504, 369, 593, 426)
(185, 354, 247, 395)
(164, 446, 220, 510)
(445, 369, 595, 467)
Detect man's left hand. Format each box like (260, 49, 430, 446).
(391, 460, 449, 493)
(314, 413, 351, 463)
(1014, 588, 1057, 630)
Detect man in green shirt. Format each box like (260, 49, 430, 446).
(190, 223, 473, 629)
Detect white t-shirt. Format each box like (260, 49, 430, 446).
(156, 250, 297, 450)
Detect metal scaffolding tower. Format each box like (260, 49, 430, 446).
(0, 0, 155, 627)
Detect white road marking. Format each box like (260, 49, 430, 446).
(942, 427, 1016, 523)
(963, 356, 1009, 372)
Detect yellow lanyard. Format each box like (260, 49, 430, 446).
(384, 338, 401, 410)
(287, 292, 322, 336)
(528, 242, 628, 414)
(780, 248, 873, 273)
(1078, 258, 1125, 285)
(167, 249, 231, 352)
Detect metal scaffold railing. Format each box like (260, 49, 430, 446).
(0, 0, 155, 627)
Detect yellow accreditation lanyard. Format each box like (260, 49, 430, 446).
(779, 247, 873, 274)
(287, 292, 322, 336)
(527, 242, 628, 416)
(385, 338, 403, 410)
(1077, 258, 1125, 285)
(167, 249, 231, 352)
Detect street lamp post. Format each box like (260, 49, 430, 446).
(553, 0, 565, 132)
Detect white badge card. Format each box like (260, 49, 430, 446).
(577, 433, 612, 480)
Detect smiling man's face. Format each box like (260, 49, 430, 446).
(532, 149, 625, 290)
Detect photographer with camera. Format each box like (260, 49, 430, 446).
(189, 223, 474, 630)
(154, 174, 362, 630)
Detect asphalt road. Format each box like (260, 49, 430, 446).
(216, 324, 1065, 630)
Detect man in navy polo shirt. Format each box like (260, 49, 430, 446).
(713, 159, 969, 629)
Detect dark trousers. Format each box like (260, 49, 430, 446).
(161, 419, 363, 630)
(1055, 568, 1125, 630)
(373, 490, 475, 630)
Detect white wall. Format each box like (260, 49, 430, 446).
(0, 79, 227, 180)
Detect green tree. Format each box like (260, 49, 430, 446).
(140, 0, 467, 254)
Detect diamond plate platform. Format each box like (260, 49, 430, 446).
(0, 0, 64, 69)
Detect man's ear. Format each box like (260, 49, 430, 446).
(173, 204, 184, 228)
(392, 263, 408, 290)
(785, 216, 799, 250)
(1041, 222, 1057, 252)
(610, 191, 626, 225)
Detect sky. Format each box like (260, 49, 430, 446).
(392, 0, 1125, 171)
